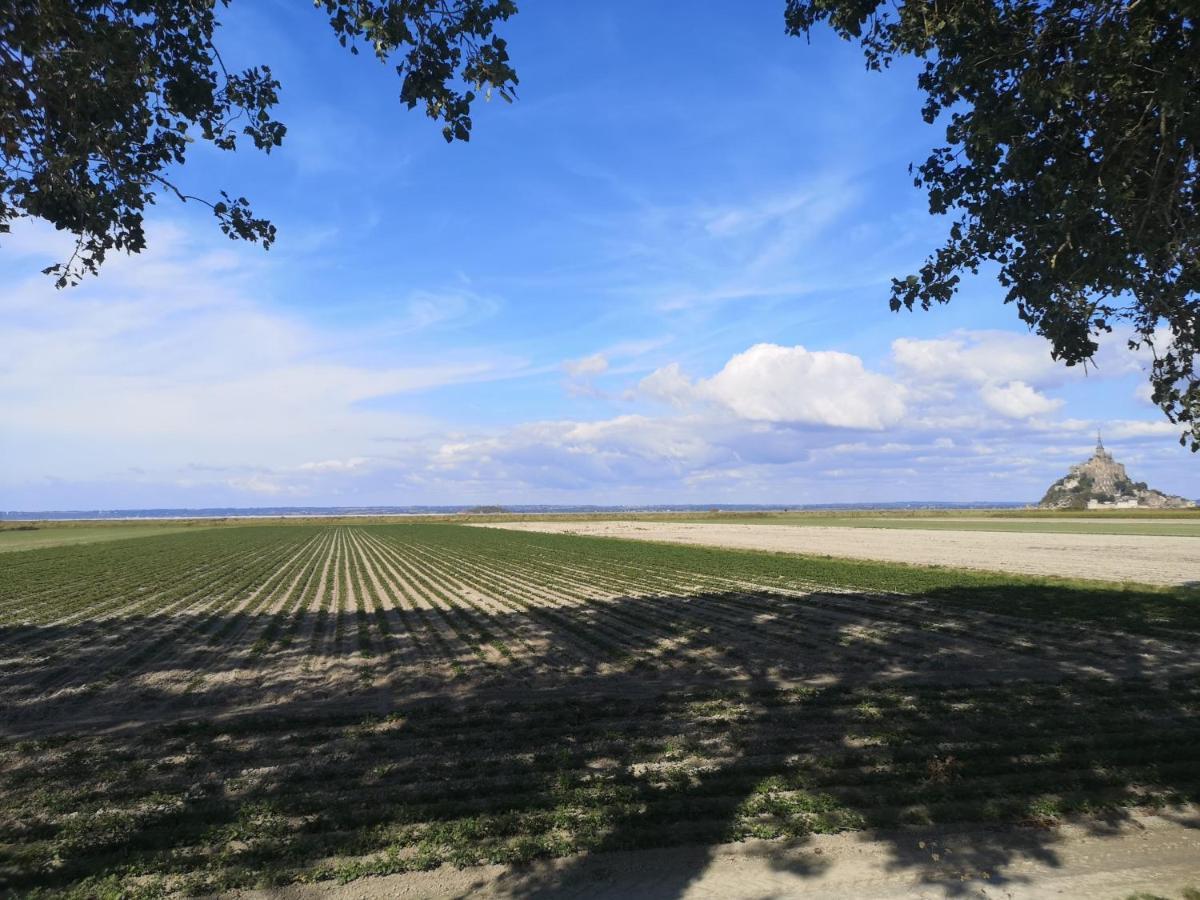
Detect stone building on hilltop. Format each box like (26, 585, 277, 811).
(1039, 434, 1195, 509)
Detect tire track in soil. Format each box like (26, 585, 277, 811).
(246, 530, 341, 698)
(341, 530, 384, 680)
(268, 528, 341, 693)
(473, 549, 1071, 681)
(11, 538, 271, 629)
(259, 530, 336, 655)
(315, 528, 346, 665)
(376, 538, 554, 658)
(0, 541, 257, 622)
(517, 539, 1200, 674)
(488, 547, 1036, 681)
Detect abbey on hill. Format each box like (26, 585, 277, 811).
(1039, 435, 1195, 510)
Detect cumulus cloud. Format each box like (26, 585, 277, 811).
(702, 344, 906, 429)
(980, 381, 1064, 419)
(892, 331, 1082, 423)
(641, 344, 906, 430)
(638, 363, 694, 408)
(892, 330, 1062, 387)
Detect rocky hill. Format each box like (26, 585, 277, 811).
(1039, 437, 1195, 509)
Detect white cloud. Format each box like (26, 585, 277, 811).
(0, 220, 526, 485)
(1134, 381, 1157, 406)
(595, 171, 877, 314)
(638, 362, 694, 408)
(388, 288, 500, 335)
(980, 381, 1064, 419)
(563, 353, 608, 378)
(225, 474, 299, 496)
(297, 457, 371, 473)
(1107, 420, 1183, 439)
(702, 186, 851, 240)
(1, 218, 1188, 508)
(703, 344, 906, 429)
(892, 330, 1062, 387)
(890, 330, 1132, 423)
(641, 343, 906, 430)
(561, 352, 610, 397)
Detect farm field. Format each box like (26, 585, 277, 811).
(0, 523, 219, 553)
(627, 513, 1200, 538)
(1, 523, 1199, 897)
(486, 520, 1200, 586)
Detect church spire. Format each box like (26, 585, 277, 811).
(1096, 428, 1104, 451)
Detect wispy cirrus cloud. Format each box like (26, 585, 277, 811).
(0, 221, 529, 489)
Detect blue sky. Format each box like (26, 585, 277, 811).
(1, 2, 1195, 509)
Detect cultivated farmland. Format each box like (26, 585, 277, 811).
(483, 519, 1200, 585)
(1, 522, 1199, 897)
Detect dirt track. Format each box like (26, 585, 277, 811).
(234, 807, 1200, 899)
(483, 521, 1200, 586)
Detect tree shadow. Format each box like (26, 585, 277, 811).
(1, 583, 1198, 897)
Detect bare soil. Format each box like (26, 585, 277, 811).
(6, 524, 1200, 898)
(484, 521, 1200, 586)
(230, 807, 1200, 899)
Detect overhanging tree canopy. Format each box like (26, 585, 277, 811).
(0, 0, 516, 283)
(2, 1, 1196, 446)
(785, 0, 1199, 448)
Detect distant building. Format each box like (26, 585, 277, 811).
(1039, 433, 1196, 510)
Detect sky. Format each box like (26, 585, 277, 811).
(1, 2, 1196, 510)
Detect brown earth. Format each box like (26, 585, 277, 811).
(5, 524, 1199, 737)
(230, 807, 1200, 899)
(5, 525, 1200, 898)
(481, 521, 1200, 586)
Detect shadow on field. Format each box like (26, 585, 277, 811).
(1, 585, 1198, 897)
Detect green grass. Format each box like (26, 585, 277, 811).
(0, 523, 218, 553)
(4, 504, 1198, 551)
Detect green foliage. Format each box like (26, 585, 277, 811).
(0, 0, 517, 284)
(786, 0, 1200, 448)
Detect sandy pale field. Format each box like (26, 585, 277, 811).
(483, 521, 1200, 586)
